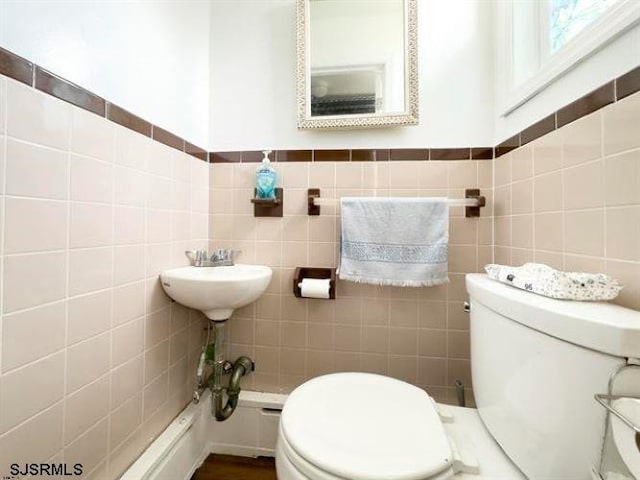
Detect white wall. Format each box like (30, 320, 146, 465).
(494, 4, 640, 143)
(0, 0, 211, 147)
(209, 0, 495, 151)
(2, 1, 635, 150)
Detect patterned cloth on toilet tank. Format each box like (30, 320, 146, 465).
(485, 262, 622, 301)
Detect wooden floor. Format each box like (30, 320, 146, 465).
(191, 454, 277, 480)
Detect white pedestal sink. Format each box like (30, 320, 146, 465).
(160, 264, 272, 321)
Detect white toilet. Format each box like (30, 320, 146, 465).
(276, 273, 640, 480)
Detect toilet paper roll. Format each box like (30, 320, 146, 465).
(611, 398, 640, 479)
(299, 278, 331, 299)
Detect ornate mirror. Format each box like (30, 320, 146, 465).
(296, 0, 418, 129)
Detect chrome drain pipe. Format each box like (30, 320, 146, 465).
(193, 321, 212, 404)
(198, 320, 254, 421)
(212, 356, 254, 421)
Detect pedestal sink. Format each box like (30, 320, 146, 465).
(160, 264, 272, 321)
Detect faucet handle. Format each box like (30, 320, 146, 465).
(210, 248, 226, 261)
(208, 248, 242, 264)
(186, 249, 208, 266)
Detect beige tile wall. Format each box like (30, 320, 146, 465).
(494, 90, 640, 311)
(0, 74, 209, 479)
(7, 64, 636, 475)
(209, 158, 493, 404)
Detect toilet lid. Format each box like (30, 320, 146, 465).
(281, 373, 452, 480)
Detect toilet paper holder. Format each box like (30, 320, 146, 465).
(293, 267, 336, 299)
(595, 393, 640, 434)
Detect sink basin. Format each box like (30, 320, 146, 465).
(160, 264, 273, 321)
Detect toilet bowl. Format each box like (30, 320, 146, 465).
(276, 274, 640, 479)
(275, 372, 523, 480)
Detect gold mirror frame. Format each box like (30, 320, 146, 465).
(296, 0, 419, 130)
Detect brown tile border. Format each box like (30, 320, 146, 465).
(0, 46, 208, 161)
(35, 67, 105, 116)
(520, 113, 556, 146)
(210, 152, 241, 163)
(616, 65, 640, 101)
(0, 47, 33, 85)
(430, 148, 471, 161)
(152, 125, 184, 151)
(314, 150, 351, 162)
(557, 81, 615, 128)
(1, 46, 638, 164)
(374, 149, 391, 161)
(106, 103, 152, 137)
(351, 149, 376, 162)
(275, 150, 312, 162)
(389, 149, 428, 161)
(495, 134, 520, 158)
(493, 65, 639, 157)
(185, 142, 208, 162)
(471, 147, 494, 160)
(210, 147, 496, 163)
(242, 150, 275, 163)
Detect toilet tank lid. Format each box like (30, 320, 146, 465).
(281, 373, 452, 480)
(466, 274, 640, 358)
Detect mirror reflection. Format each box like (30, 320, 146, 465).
(309, 0, 406, 118)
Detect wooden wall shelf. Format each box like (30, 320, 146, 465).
(251, 188, 283, 217)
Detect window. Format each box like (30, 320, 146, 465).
(501, 0, 640, 114)
(549, 0, 620, 53)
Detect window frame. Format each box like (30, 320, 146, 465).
(500, 0, 640, 116)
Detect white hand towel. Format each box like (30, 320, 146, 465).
(339, 197, 449, 287)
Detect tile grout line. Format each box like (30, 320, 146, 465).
(0, 78, 7, 376)
(106, 122, 117, 475)
(600, 108, 608, 268)
(59, 97, 74, 461)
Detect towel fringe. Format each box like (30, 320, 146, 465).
(339, 274, 450, 288)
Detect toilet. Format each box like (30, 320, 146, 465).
(276, 372, 523, 480)
(276, 273, 640, 480)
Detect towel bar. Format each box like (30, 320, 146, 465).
(307, 188, 486, 217)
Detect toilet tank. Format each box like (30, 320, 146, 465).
(466, 274, 640, 480)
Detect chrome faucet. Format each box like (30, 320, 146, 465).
(185, 249, 241, 267)
(209, 248, 239, 266)
(186, 249, 208, 267)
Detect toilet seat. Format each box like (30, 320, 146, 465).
(280, 373, 454, 480)
(277, 423, 456, 480)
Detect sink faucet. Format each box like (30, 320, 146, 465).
(209, 248, 239, 267)
(185, 249, 241, 267)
